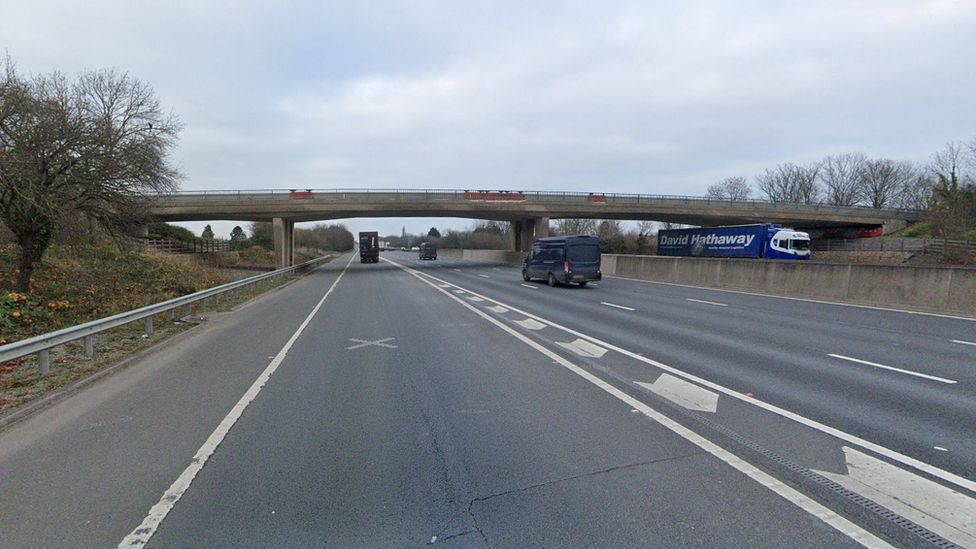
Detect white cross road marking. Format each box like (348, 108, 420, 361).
(346, 337, 398, 350)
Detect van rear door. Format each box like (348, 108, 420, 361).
(566, 241, 600, 279)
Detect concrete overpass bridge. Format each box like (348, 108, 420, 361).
(146, 189, 923, 267)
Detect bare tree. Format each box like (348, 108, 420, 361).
(931, 141, 968, 191)
(819, 153, 866, 206)
(897, 166, 935, 210)
(0, 59, 181, 291)
(859, 159, 910, 209)
(706, 176, 751, 201)
(555, 218, 597, 236)
(756, 162, 821, 204)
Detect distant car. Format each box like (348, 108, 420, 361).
(522, 235, 601, 287)
(419, 242, 437, 260)
(400, 247, 407, 251)
(410, 246, 420, 251)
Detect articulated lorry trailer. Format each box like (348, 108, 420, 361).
(359, 231, 379, 263)
(657, 224, 811, 260)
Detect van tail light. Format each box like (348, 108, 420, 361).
(564, 260, 570, 273)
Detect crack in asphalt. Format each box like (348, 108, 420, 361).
(462, 450, 703, 547)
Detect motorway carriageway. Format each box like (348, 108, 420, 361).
(0, 251, 973, 547)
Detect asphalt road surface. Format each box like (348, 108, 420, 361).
(0, 251, 973, 548)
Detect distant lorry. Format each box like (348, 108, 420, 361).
(359, 231, 379, 263)
(657, 224, 811, 260)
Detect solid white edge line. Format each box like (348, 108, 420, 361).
(404, 265, 976, 495)
(118, 253, 356, 548)
(604, 274, 976, 322)
(827, 354, 957, 384)
(382, 256, 890, 548)
(952, 339, 976, 347)
(601, 301, 635, 311)
(686, 298, 728, 307)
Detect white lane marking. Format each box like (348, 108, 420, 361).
(346, 337, 397, 350)
(514, 318, 546, 330)
(381, 256, 890, 548)
(934, 446, 948, 452)
(952, 339, 976, 347)
(686, 298, 727, 307)
(555, 338, 608, 358)
(636, 374, 719, 413)
(827, 354, 957, 384)
(453, 269, 461, 272)
(119, 253, 355, 548)
(466, 296, 485, 302)
(520, 284, 537, 289)
(814, 447, 976, 548)
(399, 266, 976, 495)
(600, 302, 635, 311)
(479, 274, 491, 278)
(606, 274, 976, 322)
(486, 305, 509, 314)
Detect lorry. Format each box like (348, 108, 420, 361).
(359, 231, 379, 263)
(657, 224, 811, 260)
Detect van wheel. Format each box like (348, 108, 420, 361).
(578, 281, 587, 287)
(547, 273, 558, 287)
(522, 270, 531, 282)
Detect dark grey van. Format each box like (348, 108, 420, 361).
(419, 242, 437, 260)
(522, 235, 601, 287)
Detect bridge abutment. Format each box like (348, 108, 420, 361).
(273, 217, 295, 268)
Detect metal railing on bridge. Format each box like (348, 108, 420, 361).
(154, 188, 923, 218)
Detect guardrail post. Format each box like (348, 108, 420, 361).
(38, 350, 50, 376)
(167, 309, 174, 322)
(84, 335, 94, 360)
(145, 316, 154, 337)
(184, 303, 191, 318)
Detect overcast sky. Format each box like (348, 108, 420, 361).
(3, 0, 975, 237)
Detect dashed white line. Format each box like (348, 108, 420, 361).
(479, 274, 491, 278)
(686, 298, 727, 307)
(951, 339, 976, 347)
(827, 354, 957, 384)
(520, 284, 537, 289)
(601, 302, 635, 311)
(934, 446, 948, 452)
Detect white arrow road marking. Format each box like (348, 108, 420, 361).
(452, 289, 466, 294)
(600, 302, 635, 311)
(813, 447, 976, 548)
(437, 283, 451, 288)
(556, 338, 608, 358)
(952, 339, 976, 347)
(486, 305, 509, 313)
(346, 337, 398, 350)
(827, 354, 957, 384)
(514, 318, 546, 330)
(636, 374, 719, 413)
(465, 296, 485, 302)
(687, 298, 727, 307)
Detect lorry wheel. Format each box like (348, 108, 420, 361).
(522, 270, 531, 282)
(548, 273, 558, 287)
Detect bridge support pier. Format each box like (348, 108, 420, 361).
(273, 217, 295, 268)
(510, 217, 549, 252)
